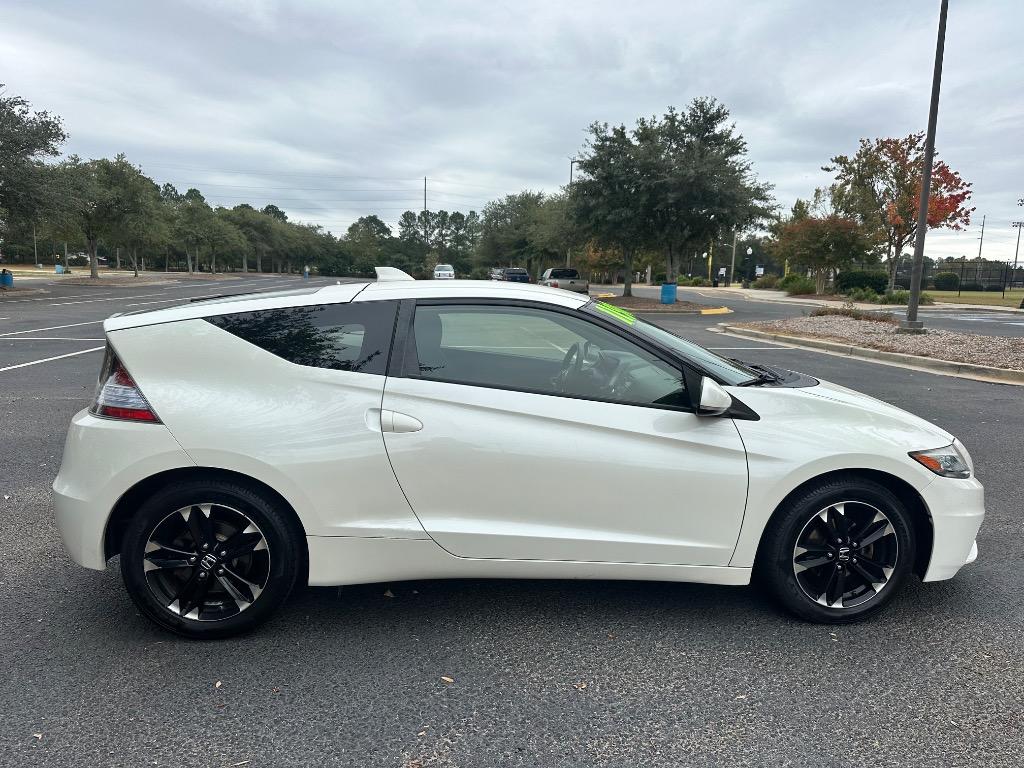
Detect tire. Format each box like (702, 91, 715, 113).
(759, 475, 916, 623)
(120, 478, 303, 639)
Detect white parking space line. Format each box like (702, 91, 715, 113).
(0, 320, 104, 337)
(3, 337, 105, 341)
(0, 346, 105, 372)
(50, 292, 165, 306)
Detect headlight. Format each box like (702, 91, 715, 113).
(909, 444, 971, 479)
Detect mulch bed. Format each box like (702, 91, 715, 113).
(600, 295, 710, 312)
(739, 316, 1024, 371)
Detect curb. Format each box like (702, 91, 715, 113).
(717, 324, 1024, 386)
(630, 306, 733, 315)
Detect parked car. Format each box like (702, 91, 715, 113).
(489, 268, 504, 281)
(433, 263, 455, 280)
(540, 267, 589, 294)
(502, 267, 530, 283)
(54, 267, 984, 637)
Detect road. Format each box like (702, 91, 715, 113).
(2, 275, 1022, 767)
(607, 283, 1024, 338)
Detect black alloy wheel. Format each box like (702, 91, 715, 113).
(121, 479, 302, 638)
(760, 476, 916, 623)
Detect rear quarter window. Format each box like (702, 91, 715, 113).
(206, 301, 398, 375)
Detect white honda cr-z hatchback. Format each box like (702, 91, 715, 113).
(53, 268, 984, 638)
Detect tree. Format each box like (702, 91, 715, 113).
(824, 133, 973, 288)
(571, 123, 646, 295)
(0, 86, 67, 250)
(771, 213, 872, 294)
(174, 188, 214, 273)
(55, 155, 158, 278)
(479, 192, 548, 274)
(345, 215, 393, 275)
(633, 100, 775, 281)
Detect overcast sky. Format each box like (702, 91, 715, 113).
(3, 0, 1022, 261)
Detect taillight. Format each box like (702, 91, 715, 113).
(552, 281, 559, 289)
(90, 346, 161, 423)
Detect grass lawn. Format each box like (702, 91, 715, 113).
(927, 290, 1024, 308)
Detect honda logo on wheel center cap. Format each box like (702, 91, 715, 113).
(200, 553, 218, 570)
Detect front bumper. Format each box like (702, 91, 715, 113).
(919, 475, 985, 581)
(53, 409, 194, 570)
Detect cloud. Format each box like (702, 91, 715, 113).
(1, 0, 1020, 257)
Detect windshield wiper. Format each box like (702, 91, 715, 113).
(733, 360, 782, 386)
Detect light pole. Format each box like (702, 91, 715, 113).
(1011, 221, 1023, 300)
(567, 157, 580, 267)
(728, 232, 738, 287)
(902, 0, 949, 333)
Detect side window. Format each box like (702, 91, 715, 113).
(207, 300, 397, 374)
(408, 304, 688, 408)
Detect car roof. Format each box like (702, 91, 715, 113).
(104, 278, 588, 332)
(355, 279, 588, 307)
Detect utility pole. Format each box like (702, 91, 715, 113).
(423, 177, 429, 246)
(32, 223, 38, 266)
(976, 214, 986, 260)
(902, 0, 949, 333)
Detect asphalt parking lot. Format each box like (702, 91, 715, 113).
(2, 276, 1022, 767)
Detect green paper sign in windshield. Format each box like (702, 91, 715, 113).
(594, 301, 636, 326)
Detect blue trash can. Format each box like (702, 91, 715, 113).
(660, 282, 677, 304)
(0, 272, 13, 288)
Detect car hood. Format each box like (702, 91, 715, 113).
(730, 375, 955, 450)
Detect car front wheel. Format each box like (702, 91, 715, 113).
(760, 476, 916, 623)
(120, 478, 303, 639)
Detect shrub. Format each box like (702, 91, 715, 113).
(960, 281, 984, 291)
(835, 270, 888, 294)
(777, 273, 805, 291)
(877, 290, 935, 305)
(932, 271, 960, 291)
(846, 286, 879, 303)
(893, 277, 911, 290)
(810, 302, 898, 323)
(752, 274, 779, 289)
(783, 276, 816, 295)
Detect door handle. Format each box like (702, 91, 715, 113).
(380, 409, 423, 433)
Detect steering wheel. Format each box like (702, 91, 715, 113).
(553, 341, 591, 392)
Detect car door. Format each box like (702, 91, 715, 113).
(380, 300, 749, 566)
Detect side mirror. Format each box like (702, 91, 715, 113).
(697, 376, 732, 416)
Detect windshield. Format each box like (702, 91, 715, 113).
(549, 269, 579, 279)
(583, 301, 758, 386)
(435, 264, 453, 271)
(506, 268, 527, 274)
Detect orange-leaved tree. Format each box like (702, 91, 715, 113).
(824, 133, 973, 289)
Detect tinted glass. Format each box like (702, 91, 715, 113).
(505, 268, 528, 275)
(435, 264, 453, 271)
(207, 300, 397, 374)
(584, 301, 758, 386)
(549, 269, 580, 279)
(409, 304, 688, 408)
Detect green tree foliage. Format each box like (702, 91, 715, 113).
(478, 192, 568, 277)
(0, 85, 67, 239)
(771, 213, 873, 294)
(570, 99, 774, 286)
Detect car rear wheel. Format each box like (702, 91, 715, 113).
(760, 476, 916, 623)
(120, 479, 303, 639)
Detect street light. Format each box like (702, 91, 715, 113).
(902, 0, 949, 333)
(1010, 221, 1023, 301)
